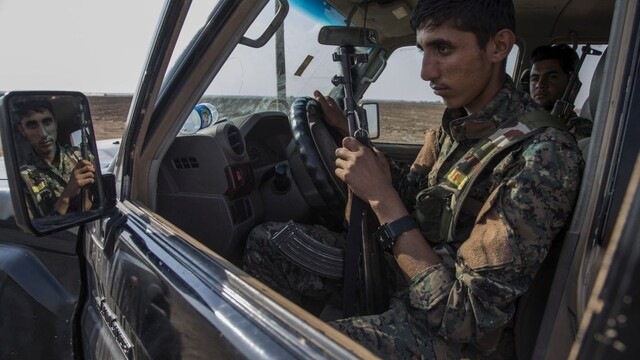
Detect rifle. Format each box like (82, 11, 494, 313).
(551, 44, 603, 121)
(322, 26, 388, 317)
(79, 102, 89, 212)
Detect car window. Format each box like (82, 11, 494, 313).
(168, 0, 342, 123)
(574, 44, 608, 113)
(364, 45, 520, 144)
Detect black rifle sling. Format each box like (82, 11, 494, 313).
(343, 193, 367, 317)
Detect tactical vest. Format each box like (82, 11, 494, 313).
(414, 110, 566, 244)
(271, 110, 565, 283)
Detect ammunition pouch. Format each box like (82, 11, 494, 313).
(414, 185, 455, 244)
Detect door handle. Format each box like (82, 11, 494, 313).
(239, 0, 289, 48)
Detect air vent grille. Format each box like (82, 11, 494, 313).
(227, 126, 245, 156)
(173, 157, 199, 169)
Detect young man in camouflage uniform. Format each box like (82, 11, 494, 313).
(243, 0, 583, 358)
(15, 99, 95, 217)
(529, 44, 593, 140)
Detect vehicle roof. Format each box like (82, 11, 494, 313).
(325, 0, 615, 46)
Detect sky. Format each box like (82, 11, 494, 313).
(0, 0, 165, 94)
(0, 0, 601, 107)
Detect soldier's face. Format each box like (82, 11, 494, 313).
(417, 22, 494, 114)
(18, 110, 58, 159)
(529, 59, 570, 110)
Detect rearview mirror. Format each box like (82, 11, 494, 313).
(0, 91, 109, 235)
(318, 26, 378, 47)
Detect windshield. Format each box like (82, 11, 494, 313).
(172, 0, 348, 122)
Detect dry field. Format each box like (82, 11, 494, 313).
(376, 101, 445, 143)
(0, 96, 444, 157)
(86, 95, 445, 144)
(87, 95, 133, 140)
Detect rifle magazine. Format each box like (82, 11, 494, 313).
(272, 221, 345, 279)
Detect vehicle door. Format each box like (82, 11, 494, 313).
(85, 0, 373, 358)
(529, 0, 640, 358)
(0, 180, 81, 358)
(0, 96, 99, 358)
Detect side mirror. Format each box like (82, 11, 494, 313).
(361, 102, 380, 139)
(0, 91, 113, 235)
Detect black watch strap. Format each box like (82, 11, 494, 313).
(375, 215, 416, 250)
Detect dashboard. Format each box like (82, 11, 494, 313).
(155, 112, 314, 261)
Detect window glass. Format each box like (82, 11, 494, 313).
(172, 0, 343, 122)
(575, 44, 608, 113)
(364, 45, 520, 144)
(524, 43, 607, 115)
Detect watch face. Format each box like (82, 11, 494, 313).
(375, 225, 394, 250)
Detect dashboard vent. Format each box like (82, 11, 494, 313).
(173, 157, 199, 169)
(227, 126, 245, 156)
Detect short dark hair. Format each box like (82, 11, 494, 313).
(11, 98, 55, 122)
(410, 0, 516, 49)
(531, 44, 579, 75)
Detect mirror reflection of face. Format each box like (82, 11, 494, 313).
(18, 109, 58, 160)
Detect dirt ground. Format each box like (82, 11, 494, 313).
(0, 96, 444, 158)
(86, 95, 445, 143)
(377, 101, 445, 143)
(87, 95, 132, 141)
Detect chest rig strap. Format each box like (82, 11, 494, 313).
(415, 110, 564, 244)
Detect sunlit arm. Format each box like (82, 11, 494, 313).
(55, 160, 96, 215)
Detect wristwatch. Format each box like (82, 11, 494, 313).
(374, 215, 416, 250)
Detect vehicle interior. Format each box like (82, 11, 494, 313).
(149, 0, 610, 255)
(116, 0, 628, 357)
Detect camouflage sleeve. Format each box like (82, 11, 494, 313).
(567, 116, 593, 141)
(21, 180, 40, 218)
(69, 145, 94, 164)
(406, 129, 583, 343)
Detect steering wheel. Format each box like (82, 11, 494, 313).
(289, 96, 347, 212)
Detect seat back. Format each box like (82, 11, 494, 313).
(514, 236, 564, 360)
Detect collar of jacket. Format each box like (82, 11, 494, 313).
(441, 77, 543, 143)
(27, 144, 61, 170)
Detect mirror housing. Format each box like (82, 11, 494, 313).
(361, 102, 380, 139)
(0, 91, 114, 235)
(318, 26, 378, 47)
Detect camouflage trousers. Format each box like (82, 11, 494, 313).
(243, 221, 455, 359)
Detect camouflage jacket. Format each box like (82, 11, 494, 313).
(566, 110, 593, 141)
(20, 144, 83, 218)
(390, 78, 584, 356)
